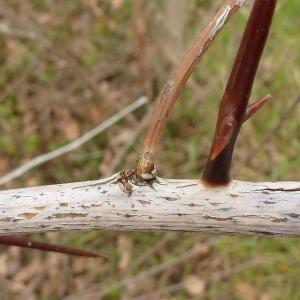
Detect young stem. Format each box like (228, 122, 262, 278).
(136, 0, 248, 179)
(202, 0, 277, 186)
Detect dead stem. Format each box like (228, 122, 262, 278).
(136, 0, 248, 179)
(202, 0, 277, 186)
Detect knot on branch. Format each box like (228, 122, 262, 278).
(116, 169, 158, 196)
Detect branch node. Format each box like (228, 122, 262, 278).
(211, 115, 236, 160)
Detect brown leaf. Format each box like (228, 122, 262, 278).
(25, 177, 39, 187)
(184, 275, 206, 296)
(63, 118, 80, 140)
(191, 243, 211, 257)
(88, 105, 105, 123)
(0, 157, 10, 173)
(56, 109, 81, 140)
(234, 281, 258, 300)
(111, 0, 124, 9)
(260, 293, 271, 300)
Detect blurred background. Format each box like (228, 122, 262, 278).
(0, 0, 300, 299)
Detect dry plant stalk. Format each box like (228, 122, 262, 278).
(203, 0, 277, 185)
(136, 0, 247, 179)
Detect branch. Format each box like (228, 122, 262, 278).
(136, 0, 247, 179)
(1, 174, 300, 236)
(0, 96, 148, 186)
(203, 0, 277, 185)
(0, 236, 106, 258)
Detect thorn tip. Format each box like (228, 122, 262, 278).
(244, 94, 272, 122)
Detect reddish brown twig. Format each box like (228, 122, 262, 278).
(136, 0, 247, 179)
(202, 0, 277, 186)
(0, 236, 107, 259)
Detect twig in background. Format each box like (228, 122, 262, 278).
(77, 232, 175, 300)
(122, 232, 175, 276)
(136, 0, 248, 179)
(0, 2, 138, 120)
(0, 97, 147, 258)
(0, 236, 106, 258)
(137, 256, 300, 300)
(133, 0, 146, 76)
(131, 257, 275, 300)
(104, 109, 152, 176)
(64, 237, 215, 300)
(132, 282, 184, 300)
(0, 23, 36, 39)
(0, 96, 148, 186)
(104, 108, 153, 176)
(203, 0, 277, 185)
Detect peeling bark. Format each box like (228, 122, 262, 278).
(0, 174, 300, 236)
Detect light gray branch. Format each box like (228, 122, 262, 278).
(0, 175, 299, 236)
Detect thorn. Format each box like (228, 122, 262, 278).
(210, 94, 272, 161)
(244, 94, 272, 122)
(0, 236, 108, 259)
(211, 115, 236, 160)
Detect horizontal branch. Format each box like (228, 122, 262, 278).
(0, 175, 300, 236)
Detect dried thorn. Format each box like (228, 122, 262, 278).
(210, 115, 236, 160)
(0, 236, 108, 259)
(244, 94, 272, 122)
